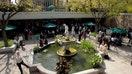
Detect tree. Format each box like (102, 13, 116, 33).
(66, 0, 128, 33)
(0, 0, 42, 47)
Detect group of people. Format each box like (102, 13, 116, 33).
(14, 34, 25, 50)
(13, 35, 30, 74)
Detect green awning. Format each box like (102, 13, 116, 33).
(43, 23, 56, 28)
(0, 25, 16, 31)
(48, 5, 55, 9)
(84, 22, 95, 26)
(109, 27, 127, 34)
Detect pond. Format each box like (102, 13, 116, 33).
(33, 41, 101, 74)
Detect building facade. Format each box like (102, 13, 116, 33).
(33, 0, 68, 11)
(0, 0, 11, 3)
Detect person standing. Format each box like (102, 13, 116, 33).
(83, 30, 87, 40)
(14, 36, 19, 50)
(14, 51, 29, 74)
(24, 28, 29, 40)
(19, 34, 24, 49)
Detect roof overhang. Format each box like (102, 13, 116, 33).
(0, 12, 95, 20)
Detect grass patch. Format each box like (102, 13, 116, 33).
(0, 40, 14, 48)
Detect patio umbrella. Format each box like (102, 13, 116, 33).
(84, 22, 95, 26)
(43, 23, 56, 28)
(48, 5, 55, 9)
(109, 27, 127, 34)
(0, 25, 16, 31)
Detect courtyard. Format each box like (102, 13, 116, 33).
(0, 35, 132, 74)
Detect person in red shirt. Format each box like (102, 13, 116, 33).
(83, 30, 87, 40)
(39, 39, 44, 47)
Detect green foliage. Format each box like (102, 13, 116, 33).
(80, 40, 96, 53)
(125, 0, 132, 13)
(89, 53, 102, 68)
(66, 0, 90, 12)
(91, 32, 96, 37)
(33, 46, 39, 52)
(67, 0, 132, 16)
(54, 35, 61, 43)
(0, 2, 19, 11)
(22, 0, 43, 12)
(0, 40, 13, 48)
(0, 0, 42, 12)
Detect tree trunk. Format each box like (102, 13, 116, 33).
(2, 28, 8, 47)
(95, 22, 98, 33)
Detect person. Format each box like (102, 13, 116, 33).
(87, 29, 91, 39)
(63, 24, 69, 36)
(83, 30, 87, 40)
(128, 31, 132, 46)
(19, 34, 25, 49)
(24, 28, 29, 40)
(40, 32, 44, 40)
(71, 25, 75, 37)
(39, 39, 44, 47)
(44, 38, 48, 45)
(29, 30, 33, 39)
(99, 43, 110, 60)
(14, 36, 19, 50)
(14, 51, 29, 74)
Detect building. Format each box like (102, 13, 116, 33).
(0, 0, 11, 3)
(33, 0, 68, 11)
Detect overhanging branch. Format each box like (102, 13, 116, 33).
(5, 12, 18, 26)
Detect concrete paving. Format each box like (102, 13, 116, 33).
(0, 36, 132, 74)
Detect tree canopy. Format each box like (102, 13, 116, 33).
(0, 0, 42, 47)
(66, 0, 131, 17)
(66, 0, 132, 32)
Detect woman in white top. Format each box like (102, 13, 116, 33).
(15, 51, 29, 74)
(99, 43, 110, 59)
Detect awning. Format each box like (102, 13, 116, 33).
(43, 23, 56, 28)
(84, 22, 95, 26)
(0, 25, 16, 31)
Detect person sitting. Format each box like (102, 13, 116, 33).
(44, 38, 48, 45)
(99, 43, 110, 59)
(39, 39, 44, 47)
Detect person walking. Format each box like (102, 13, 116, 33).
(14, 51, 29, 74)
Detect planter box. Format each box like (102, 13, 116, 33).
(0, 44, 16, 54)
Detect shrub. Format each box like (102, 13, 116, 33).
(0, 40, 14, 48)
(91, 32, 96, 37)
(33, 46, 39, 53)
(80, 40, 96, 53)
(89, 53, 102, 68)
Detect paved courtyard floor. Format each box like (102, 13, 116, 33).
(0, 37, 132, 74)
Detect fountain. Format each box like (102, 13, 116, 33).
(57, 46, 77, 57)
(32, 24, 103, 74)
(56, 24, 77, 57)
(33, 40, 103, 74)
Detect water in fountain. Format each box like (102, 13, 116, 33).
(33, 40, 102, 74)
